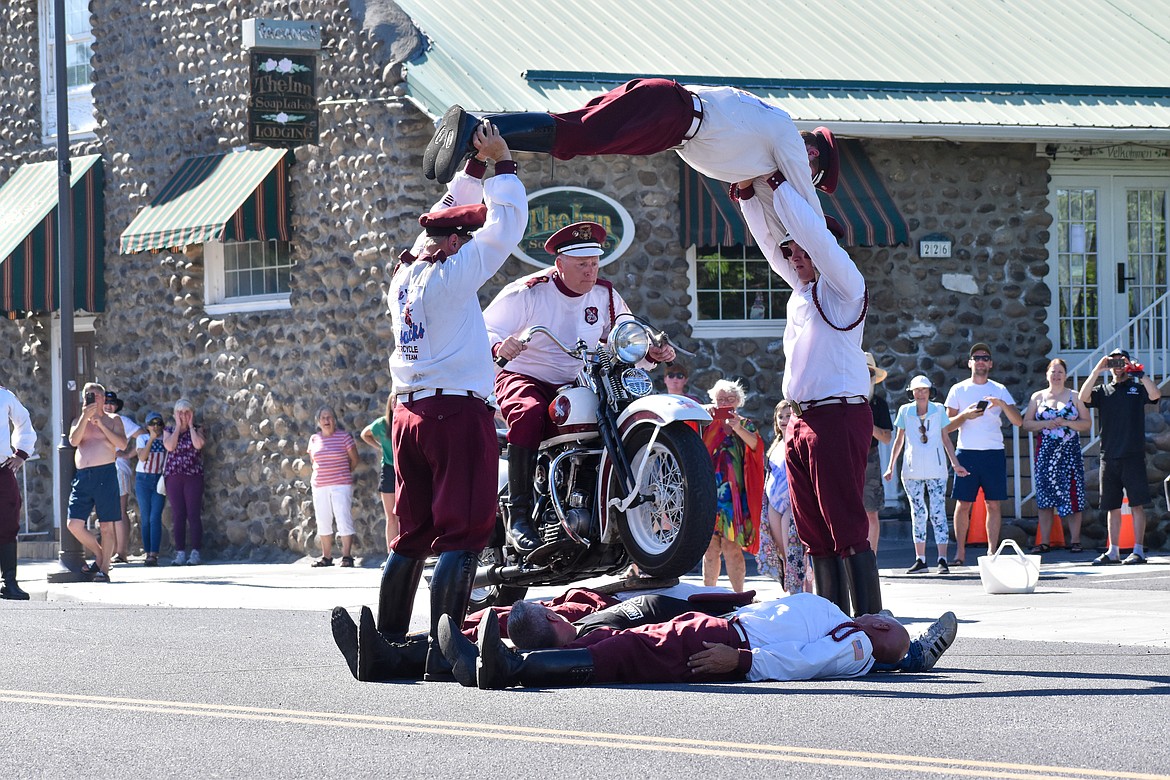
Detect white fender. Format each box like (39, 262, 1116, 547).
(596, 394, 711, 542)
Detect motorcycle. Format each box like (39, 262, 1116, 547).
(470, 315, 716, 610)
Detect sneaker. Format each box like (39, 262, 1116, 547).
(1122, 552, 1147, 565)
(173, 551, 187, 566)
(188, 549, 202, 566)
(937, 558, 950, 575)
(1091, 553, 1121, 566)
(901, 611, 958, 672)
(906, 558, 928, 574)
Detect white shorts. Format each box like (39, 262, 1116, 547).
(312, 484, 354, 537)
(115, 459, 133, 497)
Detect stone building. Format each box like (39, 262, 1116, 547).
(3, 0, 1169, 559)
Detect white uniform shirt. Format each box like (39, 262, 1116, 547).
(1, 386, 36, 460)
(741, 182, 869, 403)
(945, 379, 1016, 451)
(737, 592, 874, 681)
(483, 271, 630, 385)
(678, 86, 824, 225)
(388, 173, 527, 399)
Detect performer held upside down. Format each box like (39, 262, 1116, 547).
(422, 77, 837, 248)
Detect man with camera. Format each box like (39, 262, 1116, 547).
(65, 382, 126, 582)
(1078, 348, 1162, 565)
(944, 343, 1023, 566)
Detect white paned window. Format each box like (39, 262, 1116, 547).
(204, 240, 294, 315)
(38, 0, 96, 142)
(687, 244, 788, 338)
(1053, 187, 1099, 351)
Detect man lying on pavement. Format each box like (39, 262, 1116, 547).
(438, 592, 958, 690)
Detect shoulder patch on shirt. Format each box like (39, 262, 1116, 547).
(524, 273, 553, 289)
(853, 638, 864, 661)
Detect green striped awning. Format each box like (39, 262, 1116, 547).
(119, 148, 291, 254)
(0, 155, 105, 318)
(680, 139, 909, 249)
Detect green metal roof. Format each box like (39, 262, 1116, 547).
(397, 0, 1170, 141)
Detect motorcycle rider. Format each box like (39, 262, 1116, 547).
(484, 221, 676, 552)
(379, 123, 526, 681)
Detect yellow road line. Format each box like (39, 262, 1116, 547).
(1, 689, 1163, 780)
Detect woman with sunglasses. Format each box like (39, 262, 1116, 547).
(134, 411, 168, 566)
(884, 376, 968, 574)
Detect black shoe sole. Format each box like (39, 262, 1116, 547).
(428, 105, 476, 184)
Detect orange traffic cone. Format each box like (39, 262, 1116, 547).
(1118, 497, 1136, 549)
(967, 490, 988, 544)
(1037, 515, 1067, 547)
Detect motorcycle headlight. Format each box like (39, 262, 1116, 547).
(609, 320, 651, 364)
(621, 368, 654, 398)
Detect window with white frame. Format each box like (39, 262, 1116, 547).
(38, 0, 97, 142)
(687, 244, 790, 338)
(204, 239, 294, 314)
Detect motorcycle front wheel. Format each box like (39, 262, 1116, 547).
(612, 421, 716, 577)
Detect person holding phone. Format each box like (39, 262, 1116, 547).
(700, 378, 763, 592)
(65, 382, 126, 581)
(944, 342, 1023, 566)
(1079, 348, 1162, 565)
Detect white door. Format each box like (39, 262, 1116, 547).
(1048, 174, 1170, 370)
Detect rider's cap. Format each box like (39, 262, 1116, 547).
(546, 221, 606, 257)
(802, 126, 839, 193)
(419, 203, 487, 238)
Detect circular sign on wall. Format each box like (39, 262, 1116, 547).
(514, 186, 635, 269)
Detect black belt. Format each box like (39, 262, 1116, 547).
(395, 388, 483, 404)
(791, 395, 868, 417)
(681, 92, 704, 142)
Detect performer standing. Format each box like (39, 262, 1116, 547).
(734, 172, 879, 616)
(1, 383, 36, 600)
(379, 124, 527, 680)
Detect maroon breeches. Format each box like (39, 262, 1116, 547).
(785, 403, 873, 557)
(392, 395, 497, 558)
(550, 78, 694, 160)
(0, 468, 21, 545)
(495, 370, 561, 449)
(570, 612, 747, 684)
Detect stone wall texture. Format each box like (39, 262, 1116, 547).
(1, 0, 1165, 555)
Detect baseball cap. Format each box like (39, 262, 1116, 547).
(908, 375, 932, 391)
(969, 342, 992, 358)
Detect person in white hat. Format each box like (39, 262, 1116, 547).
(885, 376, 968, 573)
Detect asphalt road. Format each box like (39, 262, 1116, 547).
(3, 547, 1170, 780)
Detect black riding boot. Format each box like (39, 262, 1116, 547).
(424, 550, 477, 680)
(843, 549, 883, 617)
(811, 555, 850, 614)
(0, 541, 29, 601)
(424, 106, 557, 184)
(477, 610, 593, 689)
(505, 444, 541, 553)
(357, 606, 428, 681)
(376, 552, 426, 637)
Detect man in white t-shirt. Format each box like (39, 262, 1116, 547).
(943, 343, 1023, 564)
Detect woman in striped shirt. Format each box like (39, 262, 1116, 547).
(135, 411, 168, 566)
(308, 405, 359, 567)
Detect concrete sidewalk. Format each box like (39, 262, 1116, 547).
(9, 551, 1169, 649)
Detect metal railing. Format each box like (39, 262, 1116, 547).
(1011, 289, 1170, 519)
